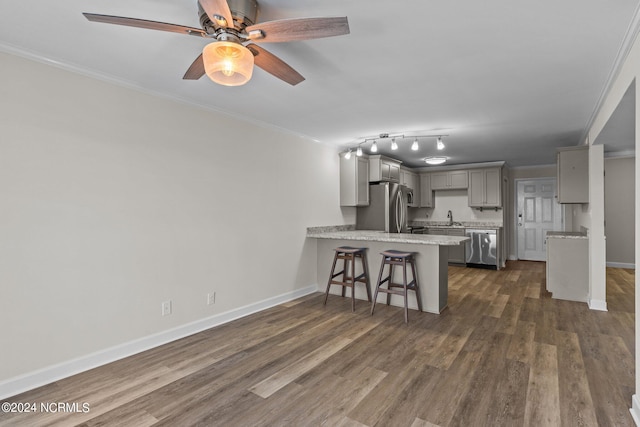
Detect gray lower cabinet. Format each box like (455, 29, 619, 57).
(428, 228, 466, 264)
(546, 235, 589, 302)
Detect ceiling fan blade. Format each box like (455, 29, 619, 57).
(246, 44, 304, 86)
(183, 54, 206, 80)
(199, 0, 234, 29)
(83, 13, 205, 37)
(245, 17, 349, 43)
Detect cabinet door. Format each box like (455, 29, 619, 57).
(430, 172, 448, 190)
(340, 155, 369, 206)
(557, 147, 589, 203)
(356, 157, 369, 206)
(410, 173, 420, 206)
(419, 174, 432, 207)
(381, 162, 391, 181)
(468, 170, 485, 206)
(447, 229, 466, 263)
(389, 163, 400, 182)
(468, 168, 502, 207)
(449, 170, 468, 189)
(484, 169, 501, 206)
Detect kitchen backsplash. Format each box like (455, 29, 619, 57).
(409, 189, 503, 222)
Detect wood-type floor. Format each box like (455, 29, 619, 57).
(1, 261, 635, 426)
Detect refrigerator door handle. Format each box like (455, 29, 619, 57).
(395, 194, 400, 232)
(400, 192, 405, 232)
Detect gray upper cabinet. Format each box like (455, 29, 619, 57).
(340, 154, 369, 206)
(419, 173, 432, 207)
(400, 168, 420, 207)
(430, 170, 468, 190)
(468, 168, 502, 208)
(557, 146, 589, 203)
(369, 155, 401, 182)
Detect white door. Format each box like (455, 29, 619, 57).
(517, 179, 563, 261)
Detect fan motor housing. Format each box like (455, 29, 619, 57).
(198, 0, 258, 32)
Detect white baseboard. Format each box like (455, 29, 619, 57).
(606, 262, 636, 269)
(0, 284, 318, 400)
(588, 298, 608, 311)
(631, 394, 640, 426)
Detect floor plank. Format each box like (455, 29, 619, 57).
(0, 261, 634, 427)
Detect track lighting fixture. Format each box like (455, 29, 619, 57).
(343, 133, 449, 161)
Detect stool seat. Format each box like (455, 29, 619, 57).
(381, 250, 414, 258)
(336, 246, 367, 254)
(324, 246, 371, 312)
(371, 249, 422, 323)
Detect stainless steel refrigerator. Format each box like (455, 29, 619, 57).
(356, 182, 410, 233)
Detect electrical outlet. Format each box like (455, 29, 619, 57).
(207, 292, 216, 305)
(162, 300, 172, 316)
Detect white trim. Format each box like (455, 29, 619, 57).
(606, 262, 636, 269)
(588, 298, 608, 311)
(581, 2, 640, 144)
(631, 394, 640, 426)
(0, 284, 318, 400)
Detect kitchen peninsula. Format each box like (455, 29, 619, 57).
(307, 226, 469, 314)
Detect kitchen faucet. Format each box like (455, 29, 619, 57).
(447, 210, 453, 226)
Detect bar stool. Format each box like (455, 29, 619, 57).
(324, 246, 371, 311)
(371, 250, 423, 323)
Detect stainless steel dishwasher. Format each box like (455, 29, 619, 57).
(465, 229, 497, 269)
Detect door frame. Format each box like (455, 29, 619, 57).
(513, 177, 565, 261)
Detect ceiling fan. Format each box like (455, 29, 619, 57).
(83, 0, 349, 87)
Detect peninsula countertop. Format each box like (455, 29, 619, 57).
(306, 227, 469, 246)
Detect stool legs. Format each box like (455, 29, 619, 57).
(324, 247, 371, 312)
(411, 259, 423, 313)
(371, 252, 422, 323)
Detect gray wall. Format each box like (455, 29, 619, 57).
(604, 156, 635, 266)
(0, 51, 351, 387)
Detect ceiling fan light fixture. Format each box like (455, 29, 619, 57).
(425, 156, 447, 165)
(203, 41, 254, 86)
(436, 137, 445, 150)
(411, 138, 419, 151)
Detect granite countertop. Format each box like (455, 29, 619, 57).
(546, 231, 589, 239)
(306, 227, 469, 246)
(410, 221, 503, 230)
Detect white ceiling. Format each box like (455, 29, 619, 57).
(1, 0, 638, 167)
